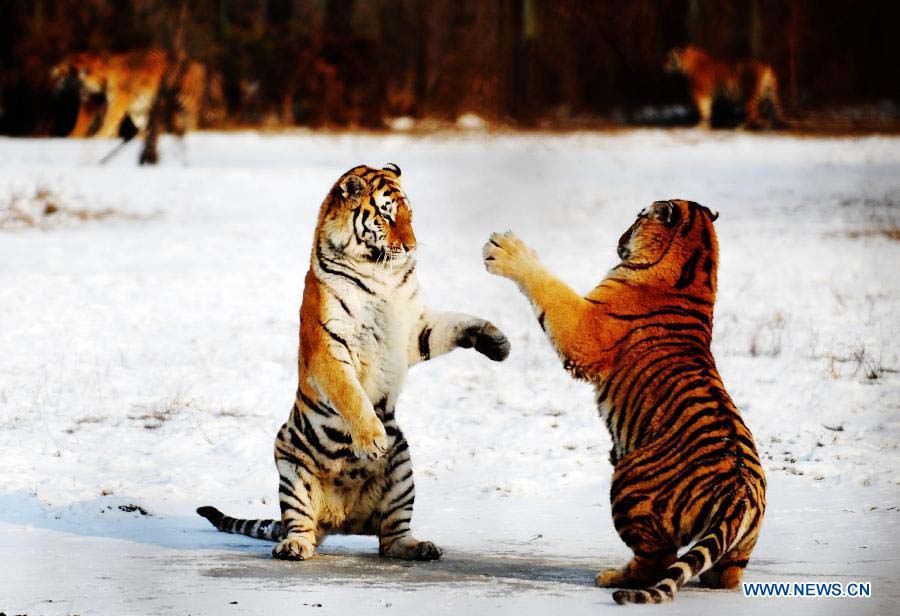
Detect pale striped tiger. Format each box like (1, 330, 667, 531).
(198, 163, 510, 561)
(483, 200, 765, 604)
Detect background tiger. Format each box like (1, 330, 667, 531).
(665, 45, 784, 129)
(50, 49, 207, 138)
(198, 163, 510, 561)
(483, 200, 765, 604)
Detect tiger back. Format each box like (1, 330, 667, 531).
(483, 199, 765, 604)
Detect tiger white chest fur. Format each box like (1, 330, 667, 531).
(314, 255, 421, 413)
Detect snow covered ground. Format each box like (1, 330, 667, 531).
(0, 130, 898, 615)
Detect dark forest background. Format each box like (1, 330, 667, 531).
(2, 0, 898, 135)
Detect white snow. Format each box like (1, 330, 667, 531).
(0, 130, 898, 614)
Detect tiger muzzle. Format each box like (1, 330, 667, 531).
(617, 220, 639, 260)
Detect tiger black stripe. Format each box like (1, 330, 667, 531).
(323, 284, 354, 317)
(418, 326, 432, 360)
(320, 320, 353, 357)
(674, 249, 702, 289)
(316, 246, 375, 295)
(397, 262, 416, 287)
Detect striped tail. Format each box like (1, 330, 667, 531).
(196, 506, 283, 541)
(612, 502, 746, 605)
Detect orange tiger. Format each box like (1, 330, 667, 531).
(665, 45, 784, 129)
(50, 49, 206, 138)
(483, 200, 765, 604)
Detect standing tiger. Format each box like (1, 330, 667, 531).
(50, 49, 207, 138)
(483, 200, 765, 604)
(198, 164, 510, 561)
(665, 45, 784, 129)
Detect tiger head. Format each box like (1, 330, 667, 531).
(664, 46, 707, 74)
(616, 199, 719, 293)
(317, 163, 416, 263)
(50, 53, 107, 95)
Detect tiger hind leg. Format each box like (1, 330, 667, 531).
(95, 91, 136, 138)
(699, 532, 758, 588)
(376, 431, 441, 561)
(596, 552, 676, 589)
(694, 93, 713, 129)
(599, 510, 677, 588)
(271, 455, 321, 560)
(70, 97, 105, 137)
(744, 96, 768, 130)
(699, 557, 747, 589)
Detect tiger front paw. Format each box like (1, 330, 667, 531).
(273, 535, 316, 561)
(349, 415, 389, 460)
(457, 320, 511, 361)
(483, 231, 539, 281)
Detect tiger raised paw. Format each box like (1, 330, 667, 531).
(483, 231, 540, 280)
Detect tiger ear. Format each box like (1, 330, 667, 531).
(336, 174, 367, 203)
(697, 203, 719, 221)
(650, 200, 678, 226)
(382, 163, 401, 177)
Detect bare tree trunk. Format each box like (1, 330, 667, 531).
(788, 0, 802, 112)
(281, 88, 295, 126)
(749, 0, 762, 59)
(140, 3, 187, 165)
(687, 0, 700, 41)
(413, 0, 428, 118)
(506, 0, 523, 121)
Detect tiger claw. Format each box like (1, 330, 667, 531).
(349, 417, 389, 460)
(482, 231, 537, 279)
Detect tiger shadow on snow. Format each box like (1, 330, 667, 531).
(0, 491, 600, 588)
(0, 491, 268, 551)
(202, 548, 603, 588)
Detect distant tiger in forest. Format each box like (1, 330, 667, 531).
(198, 163, 510, 561)
(483, 200, 765, 604)
(665, 45, 784, 129)
(50, 49, 207, 138)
